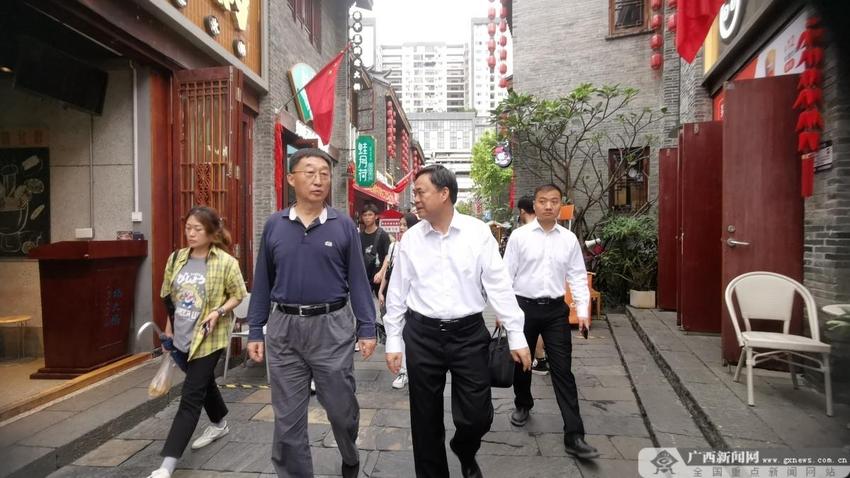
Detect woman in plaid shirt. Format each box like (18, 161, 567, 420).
(147, 206, 247, 478)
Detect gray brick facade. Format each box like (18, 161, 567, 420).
(511, 0, 677, 234)
(253, 0, 351, 253)
(803, 36, 850, 315)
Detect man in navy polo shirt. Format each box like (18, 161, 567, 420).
(246, 148, 377, 478)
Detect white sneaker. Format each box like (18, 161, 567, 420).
(190, 422, 229, 450)
(146, 468, 171, 478)
(392, 372, 408, 389)
(354, 342, 361, 352)
(310, 379, 316, 394)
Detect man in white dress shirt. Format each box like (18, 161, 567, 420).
(503, 183, 599, 460)
(383, 165, 532, 478)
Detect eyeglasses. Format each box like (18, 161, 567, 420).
(291, 170, 331, 181)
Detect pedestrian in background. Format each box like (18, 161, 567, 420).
(503, 184, 599, 460)
(147, 206, 247, 478)
(516, 195, 550, 375)
(360, 202, 391, 297)
(377, 212, 420, 389)
(246, 148, 377, 478)
(383, 165, 531, 478)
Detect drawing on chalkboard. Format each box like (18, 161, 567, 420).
(0, 148, 49, 256)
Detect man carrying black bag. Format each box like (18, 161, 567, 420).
(383, 165, 531, 478)
(502, 183, 599, 460)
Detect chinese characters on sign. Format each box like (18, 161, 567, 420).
(355, 135, 376, 188)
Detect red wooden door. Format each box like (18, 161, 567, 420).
(657, 147, 679, 310)
(173, 67, 244, 257)
(721, 76, 803, 363)
(678, 122, 723, 333)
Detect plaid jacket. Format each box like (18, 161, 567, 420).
(160, 245, 247, 361)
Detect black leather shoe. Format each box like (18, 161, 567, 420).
(341, 461, 359, 478)
(510, 407, 530, 427)
(449, 439, 483, 478)
(564, 433, 600, 460)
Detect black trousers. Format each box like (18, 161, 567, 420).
(513, 300, 585, 436)
(403, 310, 494, 478)
(162, 349, 227, 458)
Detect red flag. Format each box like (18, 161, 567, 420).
(304, 47, 348, 144)
(676, 0, 724, 63)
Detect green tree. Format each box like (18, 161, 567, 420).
(470, 130, 513, 222)
(493, 84, 665, 238)
(456, 199, 474, 217)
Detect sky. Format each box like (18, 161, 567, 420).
(364, 0, 495, 45)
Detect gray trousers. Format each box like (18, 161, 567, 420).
(266, 305, 360, 478)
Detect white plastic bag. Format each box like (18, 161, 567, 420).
(148, 353, 177, 399)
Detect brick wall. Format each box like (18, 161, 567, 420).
(511, 0, 676, 234)
(253, 0, 351, 252)
(804, 39, 850, 312)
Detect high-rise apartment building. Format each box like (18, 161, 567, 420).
(378, 43, 468, 113)
(409, 112, 477, 203)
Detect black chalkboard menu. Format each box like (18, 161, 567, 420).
(0, 147, 50, 257)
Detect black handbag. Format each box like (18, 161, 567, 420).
(489, 325, 515, 388)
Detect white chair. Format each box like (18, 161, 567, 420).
(223, 293, 270, 380)
(724, 272, 832, 416)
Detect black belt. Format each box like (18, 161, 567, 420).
(407, 309, 483, 332)
(276, 299, 347, 317)
(516, 295, 565, 306)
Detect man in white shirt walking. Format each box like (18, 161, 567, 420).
(383, 165, 532, 478)
(503, 183, 599, 460)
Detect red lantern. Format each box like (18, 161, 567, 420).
(499, 77, 508, 88)
(667, 14, 677, 31)
(488, 7, 496, 19)
(651, 0, 662, 10)
(488, 23, 496, 36)
(386, 100, 392, 108)
(499, 19, 507, 32)
(651, 53, 663, 70)
(487, 56, 496, 69)
(499, 63, 507, 74)
(651, 14, 662, 30)
(501, 7, 508, 18)
(667, 0, 677, 7)
(650, 33, 663, 50)
(499, 35, 507, 47)
(499, 49, 507, 60)
(488, 39, 496, 52)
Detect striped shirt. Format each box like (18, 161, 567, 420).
(160, 245, 247, 360)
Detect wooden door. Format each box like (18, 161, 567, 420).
(238, 111, 254, 287)
(173, 66, 243, 257)
(678, 122, 723, 333)
(657, 147, 679, 311)
(721, 76, 803, 363)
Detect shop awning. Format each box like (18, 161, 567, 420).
(352, 181, 399, 206)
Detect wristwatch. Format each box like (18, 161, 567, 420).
(216, 307, 226, 317)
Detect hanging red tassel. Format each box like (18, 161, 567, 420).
(793, 88, 823, 109)
(798, 131, 821, 153)
(797, 28, 825, 49)
(274, 122, 284, 210)
(798, 68, 823, 89)
(795, 109, 824, 131)
(801, 155, 815, 198)
(797, 47, 824, 68)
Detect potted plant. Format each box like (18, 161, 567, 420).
(596, 214, 658, 308)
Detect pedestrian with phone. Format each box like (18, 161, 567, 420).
(502, 184, 599, 460)
(147, 206, 248, 478)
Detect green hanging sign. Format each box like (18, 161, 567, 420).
(355, 135, 376, 187)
